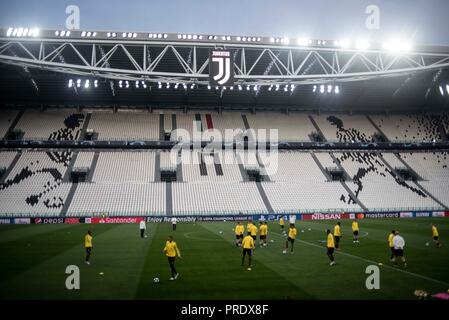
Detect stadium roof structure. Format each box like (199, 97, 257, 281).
(1, 28, 449, 112)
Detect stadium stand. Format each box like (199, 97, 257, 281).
(172, 181, 267, 215)
(246, 112, 315, 141)
(335, 152, 440, 210)
(313, 114, 378, 142)
(370, 114, 442, 142)
(15, 110, 85, 140)
(0, 151, 72, 216)
(67, 183, 166, 216)
(92, 151, 155, 183)
(87, 110, 160, 141)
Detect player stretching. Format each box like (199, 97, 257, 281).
(326, 229, 336, 266)
(431, 224, 442, 248)
(84, 230, 93, 265)
(259, 222, 268, 247)
(283, 224, 297, 254)
(334, 222, 342, 250)
(388, 230, 395, 262)
(352, 219, 359, 243)
(241, 232, 255, 270)
(392, 231, 407, 268)
(279, 216, 286, 235)
(162, 236, 181, 280)
(235, 222, 244, 247)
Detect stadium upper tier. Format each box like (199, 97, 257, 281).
(1, 109, 448, 143)
(0, 148, 448, 216)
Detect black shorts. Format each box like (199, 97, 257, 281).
(85, 247, 92, 253)
(335, 236, 341, 243)
(242, 248, 252, 256)
(390, 247, 395, 253)
(236, 234, 243, 240)
(260, 235, 266, 240)
(433, 236, 439, 241)
(327, 247, 335, 255)
(394, 249, 404, 257)
(251, 235, 257, 240)
(287, 237, 295, 244)
(353, 230, 359, 236)
(280, 225, 284, 229)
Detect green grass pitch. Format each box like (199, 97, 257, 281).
(0, 218, 448, 299)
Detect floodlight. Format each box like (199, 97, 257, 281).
(6, 27, 13, 37)
(84, 80, 90, 88)
(355, 39, 370, 51)
(68, 79, 73, 88)
(439, 86, 444, 96)
(297, 37, 310, 46)
(335, 85, 340, 94)
(320, 85, 325, 93)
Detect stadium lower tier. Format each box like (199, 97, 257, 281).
(0, 150, 448, 216)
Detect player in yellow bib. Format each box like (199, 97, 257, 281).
(84, 230, 93, 265)
(388, 230, 395, 262)
(352, 219, 360, 243)
(279, 216, 285, 235)
(163, 236, 181, 280)
(241, 232, 255, 269)
(283, 224, 297, 254)
(326, 229, 336, 266)
(234, 222, 244, 247)
(431, 224, 442, 248)
(334, 222, 342, 250)
(259, 222, 268, 247)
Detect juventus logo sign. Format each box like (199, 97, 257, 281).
(209, 50, 234, 86)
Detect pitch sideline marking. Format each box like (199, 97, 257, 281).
(271, 231, 449, 287)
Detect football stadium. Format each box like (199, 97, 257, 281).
(0, 0, 449, 305)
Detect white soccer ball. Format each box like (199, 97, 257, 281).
(270, 239, 274, 243)
(308, 228, 312, 231)
(219, 231, 223, 234)
(425, 242, 430, 247)
(153, 277, 160, 283)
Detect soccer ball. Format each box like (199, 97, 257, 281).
(425, 242, 430, 247)
(153, 277, 160, 283)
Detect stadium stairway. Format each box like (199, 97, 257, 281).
(213, 153, 224, 176)
(199, 153, 207, 176)
(0, 151, 21, 184)
(310, 152, 331, 180)
(86, 152, 100, 182)
(154, 152, 161, 182)
(366, 115, 389, 142)
(241, 114, 250, 130)
(171, 114, 177, 131)
(166, 182, 173, 216)
(159, 114, 165, 140)
(4, 110, 24, 139)
(176, 158, 183, 182)
(308, 115, 327, 141)
(237, 161, 250, 182)
(78, 113, 92, 140)
(256, 182, 275, 214)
